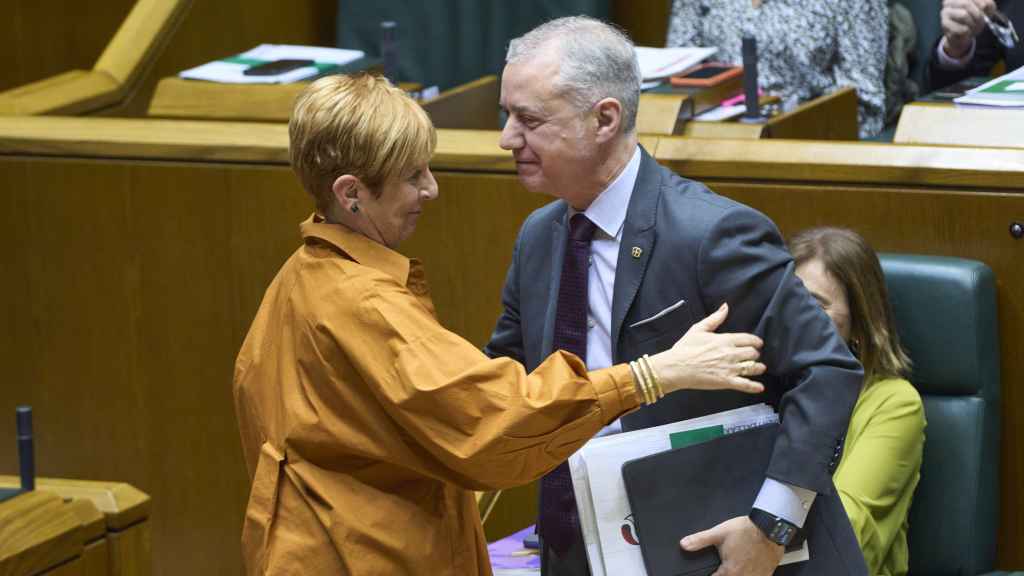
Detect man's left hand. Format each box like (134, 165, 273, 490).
(680, 516, 785, 576)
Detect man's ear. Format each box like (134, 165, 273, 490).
(593, 97, 623, 143)
(331, 174, 363, 213)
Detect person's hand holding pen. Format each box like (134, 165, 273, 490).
(639, 303, 766, 402)
(941, 0, 1019, 58)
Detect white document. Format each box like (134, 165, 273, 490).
(954, 65, 1024, 107)
(635, 46, 718, 81)
(179, 44, 365, 84)
(569, 404, 808, 576)
(694, 104, 747, 122)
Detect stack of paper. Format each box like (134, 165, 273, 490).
(635, 46, 717, 90)
(954, 66, 1024, 107)
(569, 404, 802, 576)
(179, 44, 365, 84)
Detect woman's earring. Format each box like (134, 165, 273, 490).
(351, 203, 359, 213)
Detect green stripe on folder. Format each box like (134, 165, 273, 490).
(222, 56, 265, 66)
(978, 80, 1023, 94)
(669, 424, 724, 449)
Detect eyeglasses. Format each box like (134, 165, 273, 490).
(984, 10, 1019, 49)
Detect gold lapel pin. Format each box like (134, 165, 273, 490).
(631, 246, 643, 259)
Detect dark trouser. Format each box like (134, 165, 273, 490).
(540, 534, 591, 576)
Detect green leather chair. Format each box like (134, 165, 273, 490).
(879, 254, 1004, 576)
(893, 0, 944, 89)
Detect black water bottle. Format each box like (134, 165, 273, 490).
(381, 21, 399, 83)
(741, 36, 761, 121)
(17, 405, 34, 491)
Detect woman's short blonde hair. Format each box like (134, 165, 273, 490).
(789, 227, 912, 384)
(289, 74, 436, 212)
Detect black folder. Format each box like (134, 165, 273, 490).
(621, 423, 866, 576)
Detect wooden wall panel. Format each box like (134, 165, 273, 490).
(0, 158, 548, 575)
(2, 143, 1023, 571)
(0, 2, 133, 92)
(0, 158, 309, 576)
(0, 1, 336, 113)
(612, 0, 671, 47)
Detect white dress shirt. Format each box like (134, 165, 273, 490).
(572, 146, 815, 527)
(936, 36, 977, 69)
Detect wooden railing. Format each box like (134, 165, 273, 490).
(1, 118, 1021, 573)
(0, 0, 191, 116)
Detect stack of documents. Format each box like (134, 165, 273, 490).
(179, 44, 365, 84)
(636, 47, 718, 90)
(954, 66, 1024, 107)
(569, 404, 807, 576)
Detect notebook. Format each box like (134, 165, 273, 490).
(621, 423, 865, 576)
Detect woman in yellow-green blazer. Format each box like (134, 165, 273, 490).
(791, 227, 925, 576)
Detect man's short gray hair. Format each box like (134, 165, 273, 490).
(507, 16, 641, 134)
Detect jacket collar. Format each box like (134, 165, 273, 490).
(299, 213, 411, 286)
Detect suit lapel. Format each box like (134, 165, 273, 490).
(541, 208, 569, 357)
(611, 149, 662, 359)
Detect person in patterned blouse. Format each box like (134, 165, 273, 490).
(666, 0, 888, 138)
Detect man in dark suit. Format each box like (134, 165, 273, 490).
(484, 16, 866, 576)
(928, 0, 1022, 90)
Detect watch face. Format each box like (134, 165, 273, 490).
(769, 521, 796, 545)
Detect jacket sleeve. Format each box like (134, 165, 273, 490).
(834, 381, 925, 574)
(312, 271, 638, 491)
(483, 220, 526, 364)
(696, 205, 864, 494)
(927, 23, 1007, 90)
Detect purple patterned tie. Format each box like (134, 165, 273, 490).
(540, 213, 597, 557)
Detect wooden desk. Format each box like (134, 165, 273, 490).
(147, 75, 854, 141)
(638, 86, 859, 140)
(1, 118, 1022, 574)
(895, 101, 1024, 148)
(147, 75, 501, 129)
(0, 479, 150, 576)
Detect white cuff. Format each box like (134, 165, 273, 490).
(752, 478, 816, 528)
(936, 36, 977, 70)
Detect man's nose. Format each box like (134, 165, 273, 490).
(499, 117, 523, 151)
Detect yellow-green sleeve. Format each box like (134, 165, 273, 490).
(834, 378, 925, 575)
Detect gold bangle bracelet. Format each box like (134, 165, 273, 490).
(629, 361, 648, 405)
(641, 354, 665, 399)
(641, 360, 657, 404)
(638, 355, 660, 402)
(631, 360, 654, 405)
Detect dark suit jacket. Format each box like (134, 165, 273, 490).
(485, 149, 866, 572)
(928, 0, 1023, 90)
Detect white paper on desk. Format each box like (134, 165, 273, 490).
(954, 65, 1024, 106)
(570, 404, 784, 576)
(694, 104, 747, 121)
(635, 46, 717, 81)
(964, 65, 1024, 93)
(178, 44, 364, 84)
(243, 44, 364, 64)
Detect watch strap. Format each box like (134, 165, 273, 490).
(749, 507, 802, 547)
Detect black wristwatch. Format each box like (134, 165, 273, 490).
(748, 508, 801, 547)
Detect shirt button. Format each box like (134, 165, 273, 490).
(588, 318, 596, 329)
(588, 255, 594, 266)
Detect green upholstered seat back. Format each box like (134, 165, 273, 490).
(894, 0, 944, 88)
(879, 254, 1000, 576)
